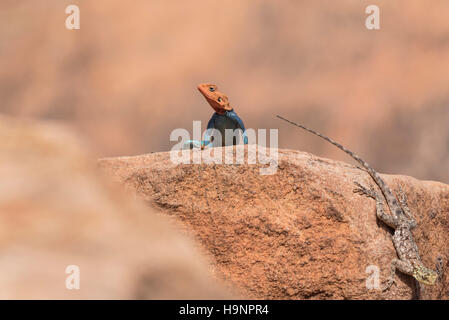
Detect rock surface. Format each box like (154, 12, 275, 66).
(0, 115, 229, 299)
(99, 146, 449, 299)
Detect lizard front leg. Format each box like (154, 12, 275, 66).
(383, 258, 414, 291)
(353, 182, 399, 228)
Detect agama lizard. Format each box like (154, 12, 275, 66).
(184, 83, 248, 149)
(277, 115, 440, 291)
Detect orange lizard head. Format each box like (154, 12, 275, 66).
(197, 83, 233, 115)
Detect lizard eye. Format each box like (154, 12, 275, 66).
(217, 97, 222, 102)
(209, 87, 215, 92)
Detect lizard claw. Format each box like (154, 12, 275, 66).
(353, 181, 376, 199)
(382, 278, 395, 292)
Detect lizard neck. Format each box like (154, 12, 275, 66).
(215, 108, 233, 115)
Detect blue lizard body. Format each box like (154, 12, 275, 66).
(183, 110, 248, 149)
(203, 110, 248, 147)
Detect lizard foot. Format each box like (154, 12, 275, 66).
(353, 181, 376, 199)
(382, 278, 396, 292)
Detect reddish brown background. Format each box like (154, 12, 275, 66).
(1, 0, 449, 182)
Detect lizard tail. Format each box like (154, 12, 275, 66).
(276, 115, 401, 212)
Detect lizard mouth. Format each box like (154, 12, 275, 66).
(197, 83, 213, 96)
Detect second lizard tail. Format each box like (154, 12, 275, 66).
(276, 115, 402, 214)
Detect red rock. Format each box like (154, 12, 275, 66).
(99, 146, 449, 299)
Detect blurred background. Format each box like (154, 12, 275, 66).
(1, 0, 449, 183)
